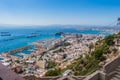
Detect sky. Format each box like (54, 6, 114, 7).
(0, 0, 120, 26)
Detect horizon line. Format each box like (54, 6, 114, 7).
(0, 23, 115, 27)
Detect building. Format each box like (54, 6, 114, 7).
(36, 60, 46, 69)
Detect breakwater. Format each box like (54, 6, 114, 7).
(7, 46, 31, 54)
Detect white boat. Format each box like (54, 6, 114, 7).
(17, 52, 25, 56)
(27, 49, 35, 52)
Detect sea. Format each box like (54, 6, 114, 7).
(0, 26, 112, 55)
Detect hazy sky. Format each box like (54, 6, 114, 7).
(0, 0, 120, 26)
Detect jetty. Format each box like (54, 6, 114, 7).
(7, 46, 31, 55)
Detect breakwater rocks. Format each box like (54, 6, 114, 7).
(7, 46, 31, 54)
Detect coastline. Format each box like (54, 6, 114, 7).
(0, 28, 117, 56)
(0, 30, 119, 78)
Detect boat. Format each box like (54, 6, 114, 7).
(0, 32, 11, 36)
(4, 38, 15, 41)
(17, 52, 25, 56)
(27, 49, 35, 52)
(26, 32, 37, 38)
(26, 35, 36, 38)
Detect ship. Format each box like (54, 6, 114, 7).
(4, 38, 15, 41)
(26, 32, 37, 38)
(0, 32, 11, 36)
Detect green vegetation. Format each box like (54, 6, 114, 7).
(118, 32, 120, 35)
(92, 43, 109, 61)
(67, 32, 120, 76)
(104, 32, 120, 46)
(53, 48, 64, 53)
(67, 43, 110, 76)
(15, 60, 20, 63)
(104, 35, 115, 46)
(67, 54, 99, 76)
(47, 61, 57, 69)
(45, 68, 63, 76)
(112, 48, 118, 53)
(63, 42, 71, 46)
(45, 32, 120, 76)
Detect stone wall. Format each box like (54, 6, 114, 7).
(103, 56, 120, 80)
(103, 56, 120, 74)
(83, 71, 106, 80)
(7, 46, 31, 54)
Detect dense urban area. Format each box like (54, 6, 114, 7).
(0, 30, 120, 80)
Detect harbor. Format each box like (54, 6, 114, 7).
(0, 27, 119, 79)
(0, 27, 115, 53)
(0, 32, 105, 76)
(7, 46, 31, 55)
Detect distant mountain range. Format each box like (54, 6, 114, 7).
(0, 23, 119, 30)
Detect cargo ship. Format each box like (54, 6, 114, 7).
(0, 32, 11, 36)
(26, 32, 37, 38)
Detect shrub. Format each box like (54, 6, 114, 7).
(47, 61, 57, 69)
(105, 35, 114, 46)
(45, 68, 62, 76)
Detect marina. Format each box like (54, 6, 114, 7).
(7, 46, 31, 55)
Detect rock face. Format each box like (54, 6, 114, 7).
(0, 62, 24, 80)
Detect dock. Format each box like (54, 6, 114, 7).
(7, 46, 31, 54)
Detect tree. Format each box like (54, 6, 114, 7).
(45, 68, 62, 76)
(92, 44, 109, 61)
(47, 61, 57, 69)
(64, 42, 71, 46)
(105, 35, 115, 46)
(112, 48, 118, 53)
(15, 60, 20, 63)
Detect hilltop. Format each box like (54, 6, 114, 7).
(66, 32, 120, 76)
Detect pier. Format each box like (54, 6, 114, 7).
(7, 46, 31, 54)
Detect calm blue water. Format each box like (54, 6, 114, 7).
(0, 27, 110, 53)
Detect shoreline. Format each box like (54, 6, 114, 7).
(0, 28, 115, 53)
(7, 46, 31, 55)
(0, 31, 119, 78)
(1, 29, 115, 57)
